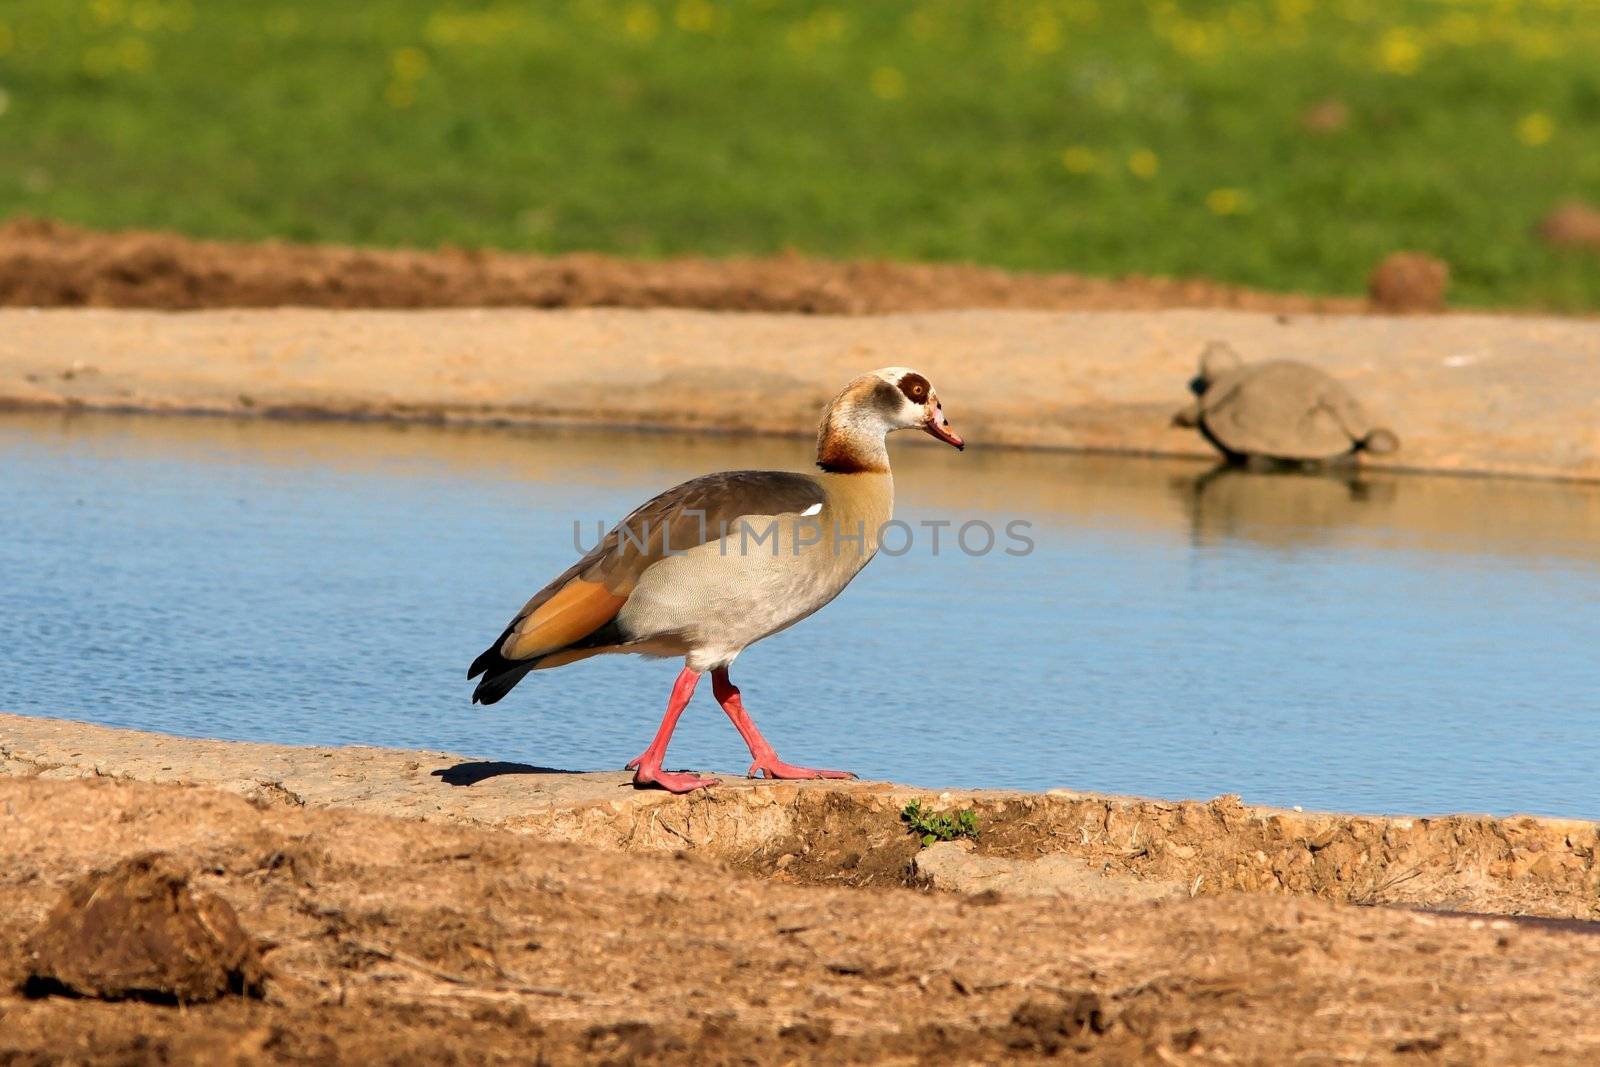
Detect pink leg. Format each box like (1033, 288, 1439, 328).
(711, 669, 856, 781)
(625, 667, 720, 793)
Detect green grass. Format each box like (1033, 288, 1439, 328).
(2, 0, 1599, 306)
(901, 800, 979, 847)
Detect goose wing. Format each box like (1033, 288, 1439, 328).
(469, 470, 824, 703)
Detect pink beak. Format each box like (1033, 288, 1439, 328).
(923, 404, 964, 450)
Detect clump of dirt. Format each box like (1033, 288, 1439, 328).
(0, 216, 1370, 314)
(1300, 98, 1349, 133)
(22, 851, 264, 1003)
(738, 791, 925, 888)
(1538, 201, 1600, 249)
(1367, 251, 1450, 311)
(1000, 993, 1114, 1055)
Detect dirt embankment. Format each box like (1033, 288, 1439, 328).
(4, 714, 1596, 919)
(4, 716, 1600, 1062)
(0, 217, 1366, 315)
(4, 773, 1600, 1066)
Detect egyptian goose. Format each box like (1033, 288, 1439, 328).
(468, 368, 963, 793)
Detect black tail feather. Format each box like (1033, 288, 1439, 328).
(472, 661, 536, 705)
(468, 632, 513, 681)
(468, 627, 536, 705)
(468, 613, 631, 704)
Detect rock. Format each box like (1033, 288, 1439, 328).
(913, 841, 1184, 902)
(1368, 252, 1449, 312)
(23, 852, 264, 1002)
(1538, 201, 1600, 249)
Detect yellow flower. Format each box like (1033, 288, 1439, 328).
(1517, 112, 1554, 147)
(1435, 12, 1482, 47)
(90, 0, 124, 26)
(426, 7, 523, 46)
(1060, 146, 1102, 174)
(1377, 28, 1421, 75)
(870, 66, 905, 101)
(130, 2, 163, 33)
(623, 4, 660, 41)
(675, 0, 715, 33)
(1026, 16, 1060, 54)
(1170, 22, 1221, 58)
(384, 81, 416, 109)
(786, 9, 848, 54)
(1227, 6, 1264, 37)
(390, 46, 429, 82)
(1512, 29, 1561, 60)
(1127, 149, 1160, 179)
(1275, 0, 1312, 22)
(116, 35, 150, 73)
(814, 9, 846, 41)
(83, 38, 150, 77)
(1206, 188, 1250, 216)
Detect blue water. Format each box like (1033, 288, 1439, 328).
(3, 412, 1598, 818)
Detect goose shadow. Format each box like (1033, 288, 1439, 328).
(431, 760, 580, 786)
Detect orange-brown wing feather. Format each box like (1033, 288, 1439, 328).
(529, 646, 609, 671)
(501, 579, 627, 661)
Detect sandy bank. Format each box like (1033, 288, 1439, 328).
(2, 307, 1597, 482)
(4, 714, 1596, 921)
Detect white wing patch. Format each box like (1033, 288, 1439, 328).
(801, 502, 823, 516)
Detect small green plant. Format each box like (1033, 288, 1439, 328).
(901, 799, 979, 847)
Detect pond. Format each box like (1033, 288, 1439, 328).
(3, 411, 1597, 818)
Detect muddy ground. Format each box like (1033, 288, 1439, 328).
(0, 217, 1367, 315)
(4, 774, 1600, 1066)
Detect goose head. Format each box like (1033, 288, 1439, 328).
(816, 367, 963, 473)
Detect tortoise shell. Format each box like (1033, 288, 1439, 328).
(1179, 343, 1397, 462)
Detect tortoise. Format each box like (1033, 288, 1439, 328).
(1172, 341, 1399, 465)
